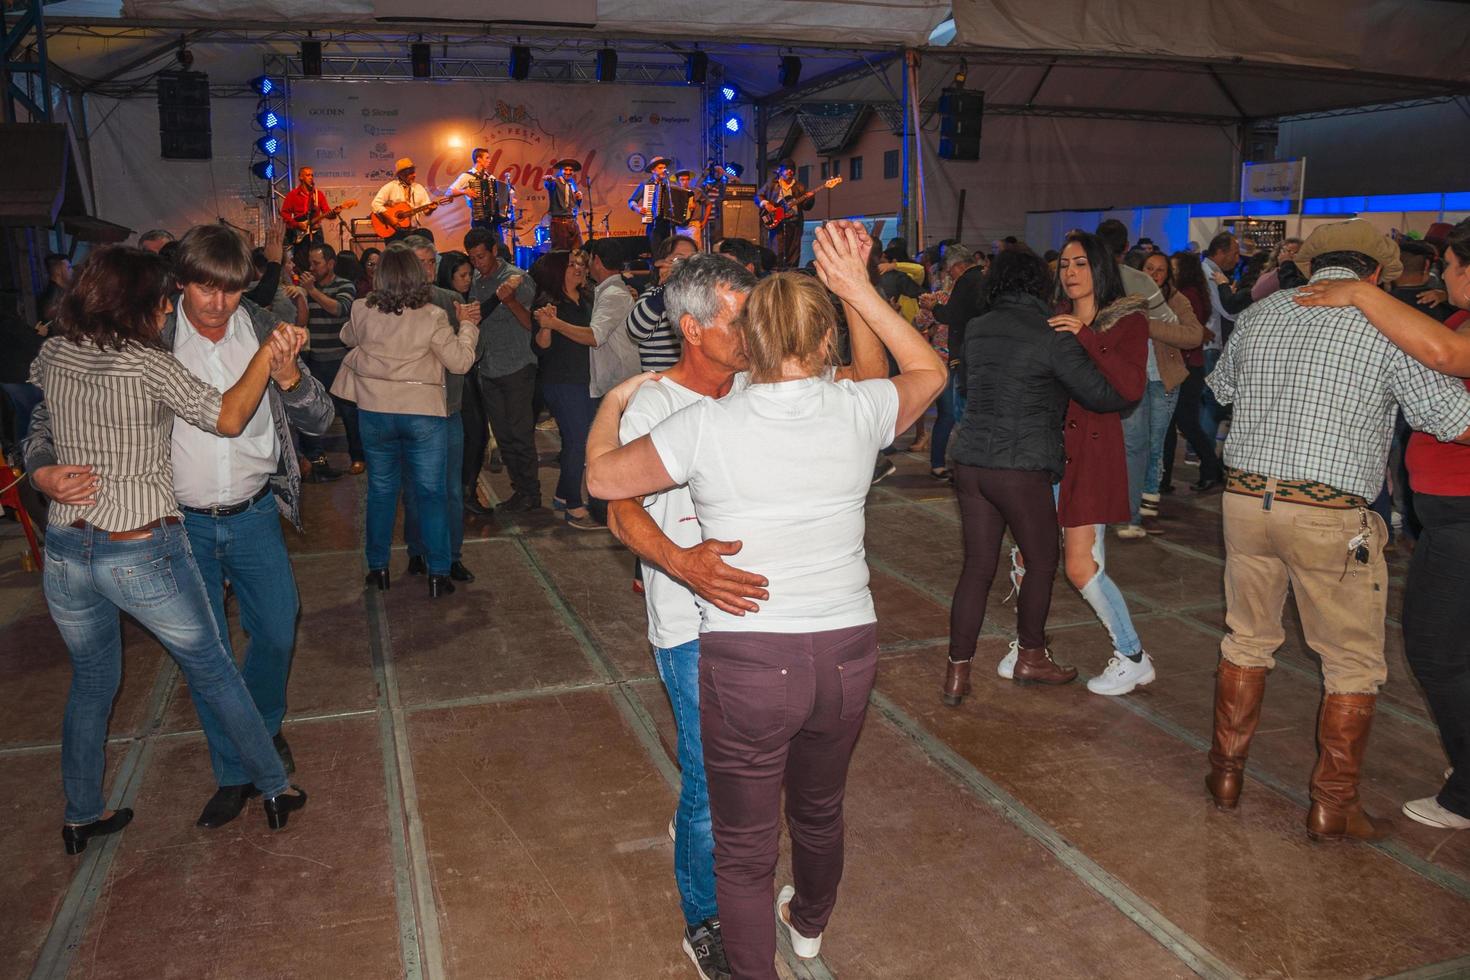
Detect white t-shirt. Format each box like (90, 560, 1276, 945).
(621, 378, 704, 649)
(649, 375, 900, 635)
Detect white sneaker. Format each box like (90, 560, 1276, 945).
(1402, 796, 1470, 830)
(997, 640, 1019, 679)
(1086, 652, 1156, 696)
(1115, 524, 1148, 540)
(776, 885, 822, 959)
(1002, 547, 1026, 604)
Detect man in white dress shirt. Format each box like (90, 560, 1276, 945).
(372, 157, 437, 243)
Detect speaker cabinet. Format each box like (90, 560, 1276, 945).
(157, 70, 211, 160)
(719, 198, 761, 242)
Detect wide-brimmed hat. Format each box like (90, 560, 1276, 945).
(645, 156, 673, 172)
(552, 158, 582, 171)
(775, 159, 796, 173)
(1295, 218, 1403, 280)
(675, 168, 694, 178)
(394, 157, 415, 173)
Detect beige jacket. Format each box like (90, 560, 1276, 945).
(1148, 291, 1205, 392)
(331, 299, 479, 417)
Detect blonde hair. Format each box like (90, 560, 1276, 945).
(738, 272, 839, 383)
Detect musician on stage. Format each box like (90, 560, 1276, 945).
(673, 168, 705, 247)
(544, 158, 584, 251)
(450, 148, 502, 234)
(281, 166, 330, 245)
(372, 157, 437, 243)
(628, 156, 675, 252)
(757, 159, 812, 270)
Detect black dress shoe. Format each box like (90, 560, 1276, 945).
(500, 493, 541, 513)
(306, 458, 345, 483)
(464, 490, 492, 517)
(63, 808, 134, 855)
(196, 784, 261, 829)
(428, 575, 455, 598)
(264, 786, 308, 830)
(1191, 477, 1224, 494)
(449, 561, 475, 583)
(273, 733, 295, 775)
(364, 568, 390, 591)
(405, 555, 427, 576)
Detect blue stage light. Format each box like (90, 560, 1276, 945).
(249, 76, 277, 96)
(721, 85, 737, 101)
(256, 134, 281, 156)
(251, 160, 278, 181)
(724, 116, 741, 133)
(256, 109, 284, 131)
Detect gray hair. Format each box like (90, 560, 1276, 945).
(402, 234, 435, 257)
(663, 253, 758, 332)
(943, 243, 975, 270)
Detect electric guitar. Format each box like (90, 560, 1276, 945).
(760, 177, 842, 229)
(371, 194, 455, 238)
(285, 199, 358, 243)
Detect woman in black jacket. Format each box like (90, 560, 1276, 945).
(943, 248, 1132, 706)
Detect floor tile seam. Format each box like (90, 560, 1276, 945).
(287, 536, 519, 562)
(868, 689, 1242, 980)
(1378, 953, 1470, 980)
(26, 652, 180, 980)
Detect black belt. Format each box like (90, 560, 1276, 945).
(179, 483, 273, 518)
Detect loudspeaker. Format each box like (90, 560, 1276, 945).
(411, 43, 431, 79)
(686, 52, 708, 85)
(596, 48, 617, 82)
(301, 40, 323, 77)
(509, 46, 531, 80)
(157, 70, 211, 160)
(778, 56, 801, 89)
(937, 86, 982, 161)
(720, 198, 761, 242)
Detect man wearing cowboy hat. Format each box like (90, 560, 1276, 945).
(1204, 218, 1470, 844)
(371, 157, 438, 243)
(545, 157, 584, 250)
(757, 159, 811, 270)
(628, 156, 675, 252)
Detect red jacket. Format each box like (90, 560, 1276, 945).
(1057, 297, 1148, 528)
(281, 185, 329, 228)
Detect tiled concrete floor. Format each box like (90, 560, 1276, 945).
(2, 433, 1468, 980)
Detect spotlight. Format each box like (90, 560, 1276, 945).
(411, 42, 431, 79)
(251, 159, 278, 181)
(778, 55, 801, 88)
(596, 48, 617, 83)
(509, 45, 531, 81)
(249, 75, 277, 96)
(301, 41, 323, 77)
(724, 116, 741, 134)
(721, 84, 737, 101)
(256, 134, 281, 155)
(256, 108, 284, 130)
(685, 52, 708, 85)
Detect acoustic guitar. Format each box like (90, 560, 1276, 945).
(285, 199, 358, 244)
(371, 195, 455, 238)
(760, 177, 842, 229)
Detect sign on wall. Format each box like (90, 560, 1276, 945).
(1241, 158, 1306, 204)
(287, 79, 705, 243)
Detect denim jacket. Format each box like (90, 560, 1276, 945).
(23, 298, 335, 531)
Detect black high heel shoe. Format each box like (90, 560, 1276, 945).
(364, 569, 390, 591)
(62, 808, 134, 855)
(428, 575, 455, 598)
(263, 787, 308, 830)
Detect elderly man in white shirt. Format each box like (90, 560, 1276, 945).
(372, 157, 438, 243)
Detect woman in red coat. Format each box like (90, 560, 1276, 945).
(1005, 232, 1149, 689)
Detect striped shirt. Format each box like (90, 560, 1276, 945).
(28, 337, 223, 531)
(306, 276, 356, 359)
(626, 284, 680, 371)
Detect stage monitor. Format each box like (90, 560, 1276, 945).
(720, 199, 761, 242)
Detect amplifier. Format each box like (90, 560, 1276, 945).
(723, 184, 756, 200)
(719, 199, 762, 242)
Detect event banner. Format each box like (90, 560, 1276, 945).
(287, 79, 705, 245)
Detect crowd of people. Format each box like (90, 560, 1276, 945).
(4, 203, 1469, 980)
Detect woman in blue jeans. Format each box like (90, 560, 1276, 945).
(28, 245, 306, 852)
(332, 245, 479, 597)
(529, 249, 603, 530)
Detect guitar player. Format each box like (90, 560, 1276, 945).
(757, 159, 813, 270)
(281, 166, 330, 245)
(371, 157, 438, 243)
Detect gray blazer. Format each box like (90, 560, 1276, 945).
(23, 297, 335, 531)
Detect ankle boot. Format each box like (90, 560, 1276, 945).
(1306, 692, 1393, 842)
(1205, 660, 1268, 809)
(942, 658, 973, 707)
(364, 568, 390, 591)
(1012, 646, 1076, 686)
(428, 575, 455, 598)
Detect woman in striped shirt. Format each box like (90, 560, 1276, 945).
(27, 245, 308, 852)
(625, 235, 699, 371)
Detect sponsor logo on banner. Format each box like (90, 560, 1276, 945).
(364, 124, 398, 137)
(309, 107, 346, 117)
(626, 153, 646, 173)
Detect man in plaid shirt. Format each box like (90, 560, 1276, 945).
(1204, 219, 1470, 843)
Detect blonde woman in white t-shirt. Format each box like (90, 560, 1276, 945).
(588, 223, 946, 980)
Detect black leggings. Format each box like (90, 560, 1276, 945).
(1162, 363, 1222, 488)
(949, 465, 1059, 655)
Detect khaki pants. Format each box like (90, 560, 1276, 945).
(1220, 490, 1389, 694)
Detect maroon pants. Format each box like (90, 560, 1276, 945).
(699, 623, 879, 980)
(549, 216, 582, 250)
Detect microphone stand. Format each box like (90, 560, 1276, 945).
(582, 175, 596, 242)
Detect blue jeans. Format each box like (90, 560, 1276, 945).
(1121, 380, 1180, 523)
(654, 640, 719, 927)
(182, 492, 299, 787)
(43, 522, 289, 823)
(299, 354, 363, 463)
(1199, 348, 1222, 445)
(931, 372, 957, 470)
(1051, 483, 1142, 656)
(541, 383, 598, 510)
(406, 410, 465, 562)
(360, 409, 449, 576)
(2, 381, 42, 446)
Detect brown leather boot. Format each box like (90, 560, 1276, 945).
(1012, 646, 1077, 686)
(1306, 692, 1393, 842)
(942, 658, 973, 707)
(1205, 660, 1268, 809)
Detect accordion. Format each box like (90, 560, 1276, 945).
(669, 186, 697, 225)
(642, 180, 677, 223)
